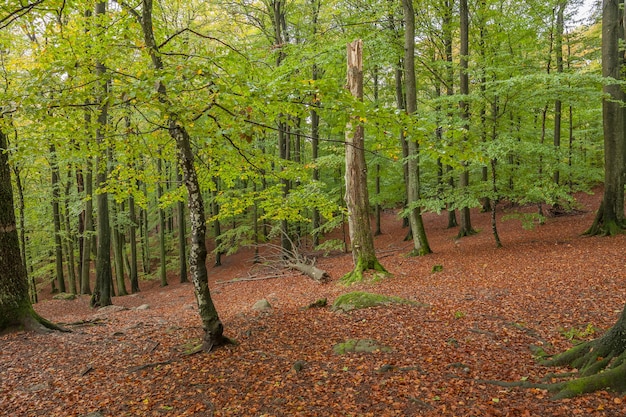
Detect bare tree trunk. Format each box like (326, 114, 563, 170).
(91, 0, 112, 308)
(342, 40, 387, 285)
(586, 0, 625, 235)
(128, 0, 226, 349)
(402, 0, 431, 256)
(457, 0, 476, 238)
(50, 143, 66, 293)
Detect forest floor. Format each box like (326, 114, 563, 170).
(3, 187, 626, 417)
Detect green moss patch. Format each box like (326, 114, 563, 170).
(331, 291, 421, 312)
(333, 339, 391, 355)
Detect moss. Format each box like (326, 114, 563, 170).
(339, 256, 389, 285)
(333, 339, 391, 354)
(331, 291, 421, 312)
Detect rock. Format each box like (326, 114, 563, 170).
(52, 292, 77, 301)
(95, 305, 127, 315)
(252, 299, 272, 312)
(333, 339, 392, 355)
(135, 304, 150, 310)
(81, 412, 104, 417)
(291, 360, 307, 373)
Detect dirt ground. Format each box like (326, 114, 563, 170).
(2, 186, 626, 416)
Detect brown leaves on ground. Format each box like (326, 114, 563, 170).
(3, 187, 626, 416)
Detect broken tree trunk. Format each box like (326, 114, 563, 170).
(286, 261, 330, 283)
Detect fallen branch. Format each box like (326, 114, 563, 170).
(217, 273, 293, 285)
(128, 359, 173, 373)
(286, 261, 330, 283)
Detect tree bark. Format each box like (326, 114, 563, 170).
(177, 166, 188, 283)
(586, 0, 625, 235)
(0, 125, 60, 332)
(49, 143, 66, 293)
(129, 0, 226, 350)
(402, 0, 431, 256)
(342, 40, 387, 285)
(457, 0, 476, 238)
(90, 0, 112, 308)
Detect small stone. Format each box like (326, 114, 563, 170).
(252, 299, 272, 312)
(135, 304, 150, 310)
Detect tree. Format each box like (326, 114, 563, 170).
(125, 0, 227, 350)
(456, 0, 476, 238)
(341, 40, 387, 284)
(402, 0, 431, 256)
(90, 0, 113, 308)
(586, 0, 625, 235)
(536, 0, 626, 399)
(0, 124, 59, 332)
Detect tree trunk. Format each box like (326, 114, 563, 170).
(133, 0, 226, 350)
(63, 166, 77, 294)
(402, 0, 431, 256)
(157, 153, 168, 287)
(586, 0, 625, 235)
(90, 0, 112, 308)
(0, 125, 59, 332)
(342, 40, 387, 285)
(50, 143, 66, 293)
(444, 0, 458, 229)
(457, 0, 476, 238)
(128, 193, 140, 293)
(177, 166, 188, 283)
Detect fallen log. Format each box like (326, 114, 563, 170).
(286, 261, 330, 283)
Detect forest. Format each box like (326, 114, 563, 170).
(3, 0, 626, 415)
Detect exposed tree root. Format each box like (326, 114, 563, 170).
(340, 257, 388, 285)
(482, 307, 626, 399)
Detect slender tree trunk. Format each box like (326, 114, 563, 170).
(342, 40, 387, 284)
(131, 0, 225, 349)
(553, 1, 565, 187)
(157, 153, 168, 287)
(50, 144, 66, 293)
(457, 0, 475, 238)
(402, 0, 431, 256)
(211, 176, 223, 267)
(91, 0, 112, 308)
(177, 166, 188, 283)
(128, 193, 140, 292)
(444, 0, 457, 228)
(63, 166, 77, 294)
(111, 201, 128, 296)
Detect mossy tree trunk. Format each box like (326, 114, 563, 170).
(0, 125, 60, 333)
(342, 40, 387, 285)
(543, 304, 626, 399)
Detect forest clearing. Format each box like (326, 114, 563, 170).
(2, 188, 626, 417)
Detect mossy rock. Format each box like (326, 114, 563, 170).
(333, 339, 391, 354)
(52, 292, 77, 301)
(331, 291, 419, 312)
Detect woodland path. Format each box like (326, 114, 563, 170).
(2, 187, 626, 416)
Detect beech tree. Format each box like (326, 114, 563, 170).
(536, 0, 626, 399)
(0, 125, 59, 332)
(342, 40, 387, 284)
(585, 0, 625, 235)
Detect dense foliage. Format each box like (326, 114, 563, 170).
(0, 0, 602, 294)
